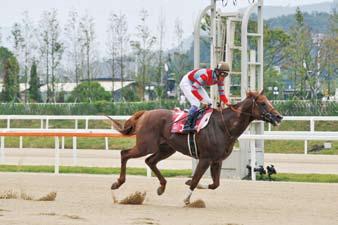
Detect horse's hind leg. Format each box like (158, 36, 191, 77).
(111, 146, 148, 190)
(145, 144, 176, 195)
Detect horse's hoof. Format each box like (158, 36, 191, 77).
(184, 199, 190, 205)
(111, 182, 120, 190)
(157, 186, 165, 196)
(185, 180, 192, 186)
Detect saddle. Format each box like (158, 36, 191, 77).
(171, 108, 213, 134)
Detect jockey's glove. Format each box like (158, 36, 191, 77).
(201, 100, 211, 109)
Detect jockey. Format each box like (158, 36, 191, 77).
(179, 61, 230, 133)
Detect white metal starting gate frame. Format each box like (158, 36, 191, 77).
(193, 0, 264, 179)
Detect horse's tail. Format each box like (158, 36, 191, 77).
(106, 110, 146, 135)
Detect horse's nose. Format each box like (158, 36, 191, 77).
(276, 115, 283, 121)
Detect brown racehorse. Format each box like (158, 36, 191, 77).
(108, 90, 282, 204)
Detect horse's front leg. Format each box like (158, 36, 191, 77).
(208, 161, 222, 189)
(185, 161, 222, 190)
(184, 159, 210, 205)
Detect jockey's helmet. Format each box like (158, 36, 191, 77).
(215, 61, 230, 77)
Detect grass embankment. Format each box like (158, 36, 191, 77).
(1, 165, 338, 183)
(0, 119, 337, 154)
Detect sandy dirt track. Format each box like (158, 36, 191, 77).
(0, 173, 337, 225)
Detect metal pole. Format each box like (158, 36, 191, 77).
(210, 0, 219, 108)
(250, 139, 256, 181)
(194, 5, 213, 68)
(249, 50, 256, 89)
(257, 0, 264, 91)
(85, 118, 89, 129)
(61, 136, 65, 150)
(0, 136, 4, 163)
(54, 136, 60, 174)
(73, 119, 78, 165)
(19, 136, 23, 149)
(310, 119, 315, 132)
(304, 140, 308, 155)
(105, 137, 109, 150)
(146, 166, 151, 178)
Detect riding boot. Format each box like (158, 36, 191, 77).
(182, 106, 198, 133)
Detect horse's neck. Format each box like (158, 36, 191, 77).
(226, 99, 254, 138)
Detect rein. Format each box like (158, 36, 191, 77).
(220, 98, 257, 139)
(229, 97, 276, 119)
(222, 97, 277, 137)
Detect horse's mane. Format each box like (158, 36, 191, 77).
(246, 90, 260, 98)
(228, 91, 260, 109)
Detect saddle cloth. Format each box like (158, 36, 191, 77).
(171, 108, 213, 134)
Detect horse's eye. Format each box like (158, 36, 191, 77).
(261, 103, 266, 106)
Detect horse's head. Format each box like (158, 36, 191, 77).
(247, 90, 283, 126)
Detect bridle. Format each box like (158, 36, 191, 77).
(231, 97, 277, 120)
(220, 97, 277, 138)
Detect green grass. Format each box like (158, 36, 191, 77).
(3, 136, 135, 150)
(0, 165, 192, 177)
(257, 173, 338, 183)
(264, 140, 338, 154)
(1, 165, 338, 183)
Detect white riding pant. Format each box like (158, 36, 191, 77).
(179, 74, 212, 107)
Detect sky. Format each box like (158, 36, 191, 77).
(0, 0, 334, 54)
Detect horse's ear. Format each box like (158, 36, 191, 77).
(259, 89, 264, 95)
(246, 89, 253, 97)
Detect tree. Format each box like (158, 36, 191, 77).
(20, 11, 36, 103)
(130, 9, 156, 101)
(284, 8, 315, 98)
(262, 25, 290, 96)
(155, 11, 166, 100)
(79, 13, 96, 99)
(29, 61, 42, 102)
(0, 26, 2, 45)
(39, 9, 64, 102)
(68, 82, 110, 102)
(319, 8, 338, 96)
(65, 10, 82, 84)
(263, 25, 290, 73)
(10, 23, 24, 58)
(0, 48, 20, 102)
(115, 12, 129, 94)
(170, 18, 190, 98)
(106, 12, 119, 101)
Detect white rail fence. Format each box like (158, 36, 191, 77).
(0, 115, 337, 154)
(0, 115, 338, 154)
(267, 116, 338, 154)
(0, 115, 130, 151)
(0, 129, 337, 180)
(0, 115, 337, 179)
